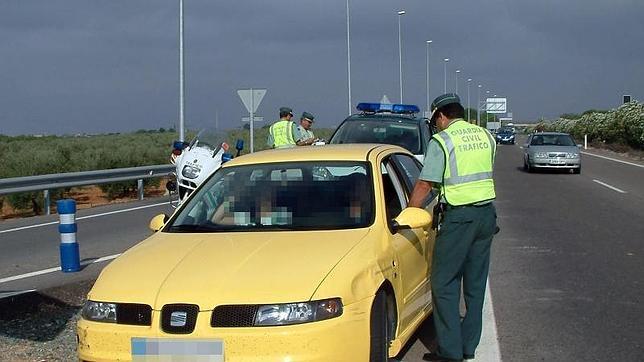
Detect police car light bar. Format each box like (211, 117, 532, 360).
(356, 103, 420, 114)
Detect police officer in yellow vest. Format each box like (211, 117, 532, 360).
(408, 93, 498, 362)
(267, 107, 298, 149)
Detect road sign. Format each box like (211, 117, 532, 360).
(486, 98, 507, 114)
(242, 117, 264, 122)
(237, 88, 266, 113)
(237, 88, 267, 154)
(486, 121, 501, 131)
(623, 95, 632, 104)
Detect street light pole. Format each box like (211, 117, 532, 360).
(467, 78, 472, 122)
(486, 90, 491, 126)
(477, 84, 482, 126)
(178, 0, 185, 142)
(443, 58, 449, 93)
(455, 69, 461, 94)
(426, 40, 432, 115)
(397, 10, 406, 103)
(346, 0, 352, 115)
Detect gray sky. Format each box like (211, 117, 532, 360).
(1, 0, 642, 136)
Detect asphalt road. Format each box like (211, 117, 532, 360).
(0, 198, 174, 296)
(489, 137, 644, 361)
(1, 140, 643, 361)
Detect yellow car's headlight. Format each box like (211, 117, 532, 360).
(81, 300, 152, 325)
(254, 298, 343, 326)
(82, 301, 117, 323)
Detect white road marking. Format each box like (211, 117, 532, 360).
(0, 253, 121, 285)
(477, 281, 502, 361)
(0, 289, 36, 299)
(581, 151, 644, 168)
(593, 179, 627, 194)
(0, 202, 168, 234)
(0, 220, 58, 234)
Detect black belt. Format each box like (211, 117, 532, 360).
(443, 202, 492, 210)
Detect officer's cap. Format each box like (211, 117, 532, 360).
(301, 112, 315, 122)
(280, 107, 293, 115)
(430, 93, 461, 119)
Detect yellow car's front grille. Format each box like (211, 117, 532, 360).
(160, 304, 199, 334)
(116, 303, 152, 326)
(210, 305, 259, 327)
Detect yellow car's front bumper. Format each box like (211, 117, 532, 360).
(77, 297, 372, 362)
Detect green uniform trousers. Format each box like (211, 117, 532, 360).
(431, 202, 497, 360)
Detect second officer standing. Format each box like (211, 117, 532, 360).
(295, 112, 318, 146)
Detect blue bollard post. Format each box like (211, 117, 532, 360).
(57, 199, 80, 272)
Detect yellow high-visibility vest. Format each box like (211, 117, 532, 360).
(433, 119, 496, 206)
(270, 120, 295, 148)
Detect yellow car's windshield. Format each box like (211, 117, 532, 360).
(167, 161, 374, 232)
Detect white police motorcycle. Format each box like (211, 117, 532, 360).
(166, 129, 243, 206)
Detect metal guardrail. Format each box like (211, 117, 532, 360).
(0, 164, 175, 215)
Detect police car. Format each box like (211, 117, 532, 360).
(329, 103, 432, 161)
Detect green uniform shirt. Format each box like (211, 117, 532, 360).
(296, 125, 315, 143)
(419, 139, 445, 184)
(419, 138, 446, 202)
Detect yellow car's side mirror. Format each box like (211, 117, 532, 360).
(149, 214, 169, 232)
(392, 207, 432, 233)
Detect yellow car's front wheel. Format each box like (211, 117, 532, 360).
(369, 290, 397, 362)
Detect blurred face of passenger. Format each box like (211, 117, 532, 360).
(348, 182, 367, 220)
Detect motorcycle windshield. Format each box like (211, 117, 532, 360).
(189, 129, 229, 155)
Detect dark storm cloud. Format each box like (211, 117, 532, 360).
(0, 0, 643, 135)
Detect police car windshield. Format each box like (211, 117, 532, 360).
(166, 161, 375, 232)
(330, 118, 422, 154)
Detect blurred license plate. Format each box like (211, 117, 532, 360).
(132, 338, 224, 362)
(550, 160, 565, 164)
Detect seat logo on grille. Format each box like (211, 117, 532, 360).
(170, 311, 188, 327)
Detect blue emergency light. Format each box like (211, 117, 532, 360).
(356, 103, 420, 114)
(222, 153, 234, 163)
(173, 140, 188, 151)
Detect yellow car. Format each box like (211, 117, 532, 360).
(77, 144, 437, 362)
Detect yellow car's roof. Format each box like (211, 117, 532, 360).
(224, 144, 408, 167)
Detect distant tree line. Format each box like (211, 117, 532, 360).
(0, 126, 337, 214)
(0, 130, 179, 214)
(534, 101, 644, 149)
